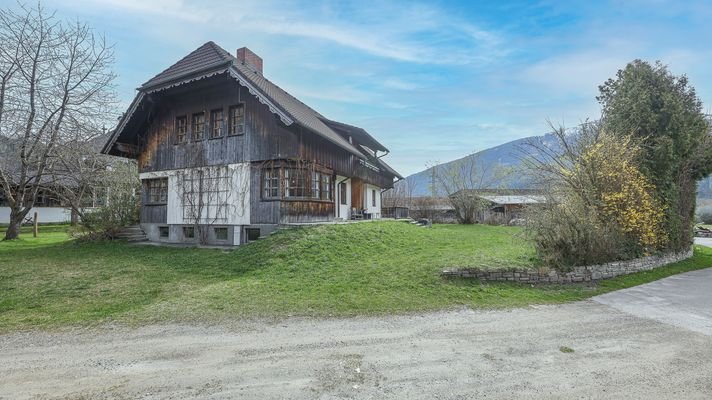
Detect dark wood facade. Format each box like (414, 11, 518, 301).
(128, 74, 396, 225)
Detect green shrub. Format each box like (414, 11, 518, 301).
(698, 207, 712, 224)
(75, 192, 139, 240)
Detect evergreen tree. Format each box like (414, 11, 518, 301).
(597, 60, 712, 251)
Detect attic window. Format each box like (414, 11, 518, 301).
(192, 112, 205, 140)
(228, 104, 245, 136)
(175, 116, 187, 143)
(210, 109, 224, 138)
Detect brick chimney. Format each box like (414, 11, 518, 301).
(236, 47, 263, 74)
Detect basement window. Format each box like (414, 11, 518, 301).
(245, 228, 261, 241)
(159, 226, 169, 238)
(183, 226, 195, 239)
(214, 227, 228, 241)
(192, 112, 205, 140)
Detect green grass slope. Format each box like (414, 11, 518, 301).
(0, 222, 710, 332)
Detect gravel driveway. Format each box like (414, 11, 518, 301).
(2, 270, 712, 399)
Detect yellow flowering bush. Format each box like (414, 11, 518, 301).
(580, 133, 667, 251)
(525, 124, 667, 269)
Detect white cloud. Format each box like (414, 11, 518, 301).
(55, 0, 507, 66)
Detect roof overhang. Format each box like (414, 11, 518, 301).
(319, 118, 388, 153)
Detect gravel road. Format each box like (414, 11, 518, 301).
(2, 271, 712, 399)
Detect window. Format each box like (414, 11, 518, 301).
(159, 226, 169, 238)
(339, 182, 347, 205)
(183, 226, 195, 239)
(228, 104, 245, 135)
(372, 189, 377, 207)
(284, 168, 307, 198)
(263, 168, 280, 199)
(192, 112, 205, 140)
(180, 168, 230, 222)
(261, 166, 335, 201)
(321, 174, 332, 200)
(214, 227, 228, 241)
(146, 178, 168, 204)
(210, 109, 224, 138)
(246, 228, 261, 241)
(175, 116, 187, 143)
(311, 172, 320, 200)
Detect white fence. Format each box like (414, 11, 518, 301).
(0, 207, 73, 224)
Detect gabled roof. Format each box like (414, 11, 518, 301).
(140, 41, 234, 89)
(112, 41, 387, 161)
(104, 41, 400, 178)
(477, 195, 547, 205)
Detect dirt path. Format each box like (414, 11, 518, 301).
(1, 299, 711, 399)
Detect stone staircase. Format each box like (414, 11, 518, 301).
(115, 225, 148, 242)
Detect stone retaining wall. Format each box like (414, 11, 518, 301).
(441, 249, 693, 284)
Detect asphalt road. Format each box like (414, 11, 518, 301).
(695, 236, 712, 247)
(2, 269, 712, 399)
(592, 267, 712, 335)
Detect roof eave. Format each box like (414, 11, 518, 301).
(319, 118, 389, 153)
(139, 59, 234, 91)
(101, 92, 146, 156)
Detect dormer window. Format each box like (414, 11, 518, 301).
(228, 104, 245, 135)
(192, 112, 205, 140)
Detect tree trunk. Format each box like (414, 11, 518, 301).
(4, 208, 28, 240)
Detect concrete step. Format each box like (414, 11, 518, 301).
(116, 231, 146, 236)
(119, 234, 148, 239)
(116, 225, 148, 242)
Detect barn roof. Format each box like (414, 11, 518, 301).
(477, 195, 547, 205)
(104, 41, 398, 167)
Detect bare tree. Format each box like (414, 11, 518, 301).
(47, 138, 137, 223)
(0, 3, 116, 240)
(383, 178, 414, 209)
(429, 153, 508, 224)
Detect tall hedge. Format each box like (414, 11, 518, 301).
(597, 60, 712, 251)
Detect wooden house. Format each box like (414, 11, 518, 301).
(102, 42, 401, 245)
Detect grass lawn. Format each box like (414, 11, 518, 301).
(1, 221, 711, 332)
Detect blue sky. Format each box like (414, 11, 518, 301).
(14, 0, 712, 176)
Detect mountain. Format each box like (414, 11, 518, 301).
(400, 132, 562, 196)
(400, 132, 712, 199)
